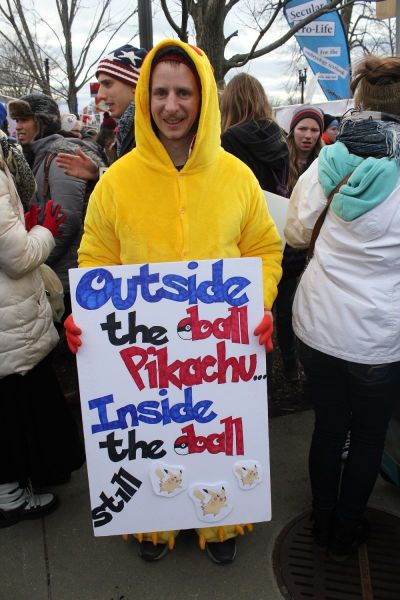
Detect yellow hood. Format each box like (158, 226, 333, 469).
(134, 39, 221, 172)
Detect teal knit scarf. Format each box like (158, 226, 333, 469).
(318, 142, 400, 221)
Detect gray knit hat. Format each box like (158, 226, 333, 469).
(8, 93, 61, 139)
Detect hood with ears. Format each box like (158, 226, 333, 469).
(134, 38, 222, 172)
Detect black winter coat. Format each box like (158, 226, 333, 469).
(221, 119, 289, 196)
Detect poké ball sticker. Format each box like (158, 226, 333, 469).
(189, 481, 233, 522)
(150, 463, 186, 498)
(174, 433, 189, 455)
(233, 460, 262, 490)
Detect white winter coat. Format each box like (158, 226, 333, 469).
(284, 158, 400, 365)
(0, 163, 59, 378)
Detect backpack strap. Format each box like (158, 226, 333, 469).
(307, 171, 352, 261)
(43, 152, 57, 200)
(270, 166, 289, 198)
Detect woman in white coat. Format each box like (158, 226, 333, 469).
(284, 56, 400, 560)
(0, 131, 84, 527)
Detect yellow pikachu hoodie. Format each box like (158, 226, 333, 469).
(78, 39, 282, 308)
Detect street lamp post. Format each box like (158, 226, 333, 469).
(397, 0, 400, 55)
(298, 68, 307, 104)
(44, 58, 50, 85)
(138, 0, 153, 50)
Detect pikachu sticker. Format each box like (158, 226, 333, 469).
(150, 463, 186, 498)
(189, 482, 233, 522)
(233, 460, 262, 490)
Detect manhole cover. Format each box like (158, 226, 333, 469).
(273, 508, 400, 600)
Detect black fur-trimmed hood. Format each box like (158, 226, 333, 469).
(8, 94, 61, 139)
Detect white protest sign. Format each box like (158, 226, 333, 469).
(69, 258, 271, 536)
(264, 191, 289, 245)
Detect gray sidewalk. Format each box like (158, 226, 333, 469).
(2, 409, 399, 600)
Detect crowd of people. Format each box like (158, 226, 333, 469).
(0, 39, 398, 570)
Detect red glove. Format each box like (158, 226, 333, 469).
(42, 200, 67, 237)
(24, 205, 41, 232)
(64, 314, 82, 354)
(254, 310, 274, 353)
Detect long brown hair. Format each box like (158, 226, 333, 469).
(286, 130, 322, 193)
(220, 73, 273, 133)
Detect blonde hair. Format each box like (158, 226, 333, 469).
(351, 55, 400, 116)
(220, 73, 273, 133)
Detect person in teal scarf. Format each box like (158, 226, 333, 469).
(284, 55, 400, 562)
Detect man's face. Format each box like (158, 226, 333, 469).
(97, 74, 135, 118)
(293, 118, 320, 154)
(150, 61, 200, 151)
(15, 116, 39, 145)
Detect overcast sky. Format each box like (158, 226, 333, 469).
(31, 0, 322, 111)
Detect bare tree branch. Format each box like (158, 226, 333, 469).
(0, 0, 138, 111)
(224, 30, 238, 49)
(158, 0, 367, 84)
(224, 0, 241, 17)
(226, 0, 359, 69)
(160, 0, 185, 37)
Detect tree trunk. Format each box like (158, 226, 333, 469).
(340, 0, 353, 36)
(190, 0, 226, 85)
(68, 89, 78, 114)
(40, 81, 52, 96)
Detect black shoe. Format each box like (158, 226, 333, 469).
(206, 538, 237, 564)
(0, 488, 58, 528)
(138, 541, 168, 562)
(329, 519, 369, 562)
(311, 509, 334, 547)
(22, 490, 59, 520)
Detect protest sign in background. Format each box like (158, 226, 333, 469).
(264, 191, 289, 245)
(284, 0, 351, 101)
(69, 258, 271, 536)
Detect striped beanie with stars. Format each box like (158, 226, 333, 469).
(96, 44, 148, 87)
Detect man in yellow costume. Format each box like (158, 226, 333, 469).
(65, 39, 282, 564)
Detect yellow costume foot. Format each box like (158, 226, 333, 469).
(197, 523, 253, 548)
